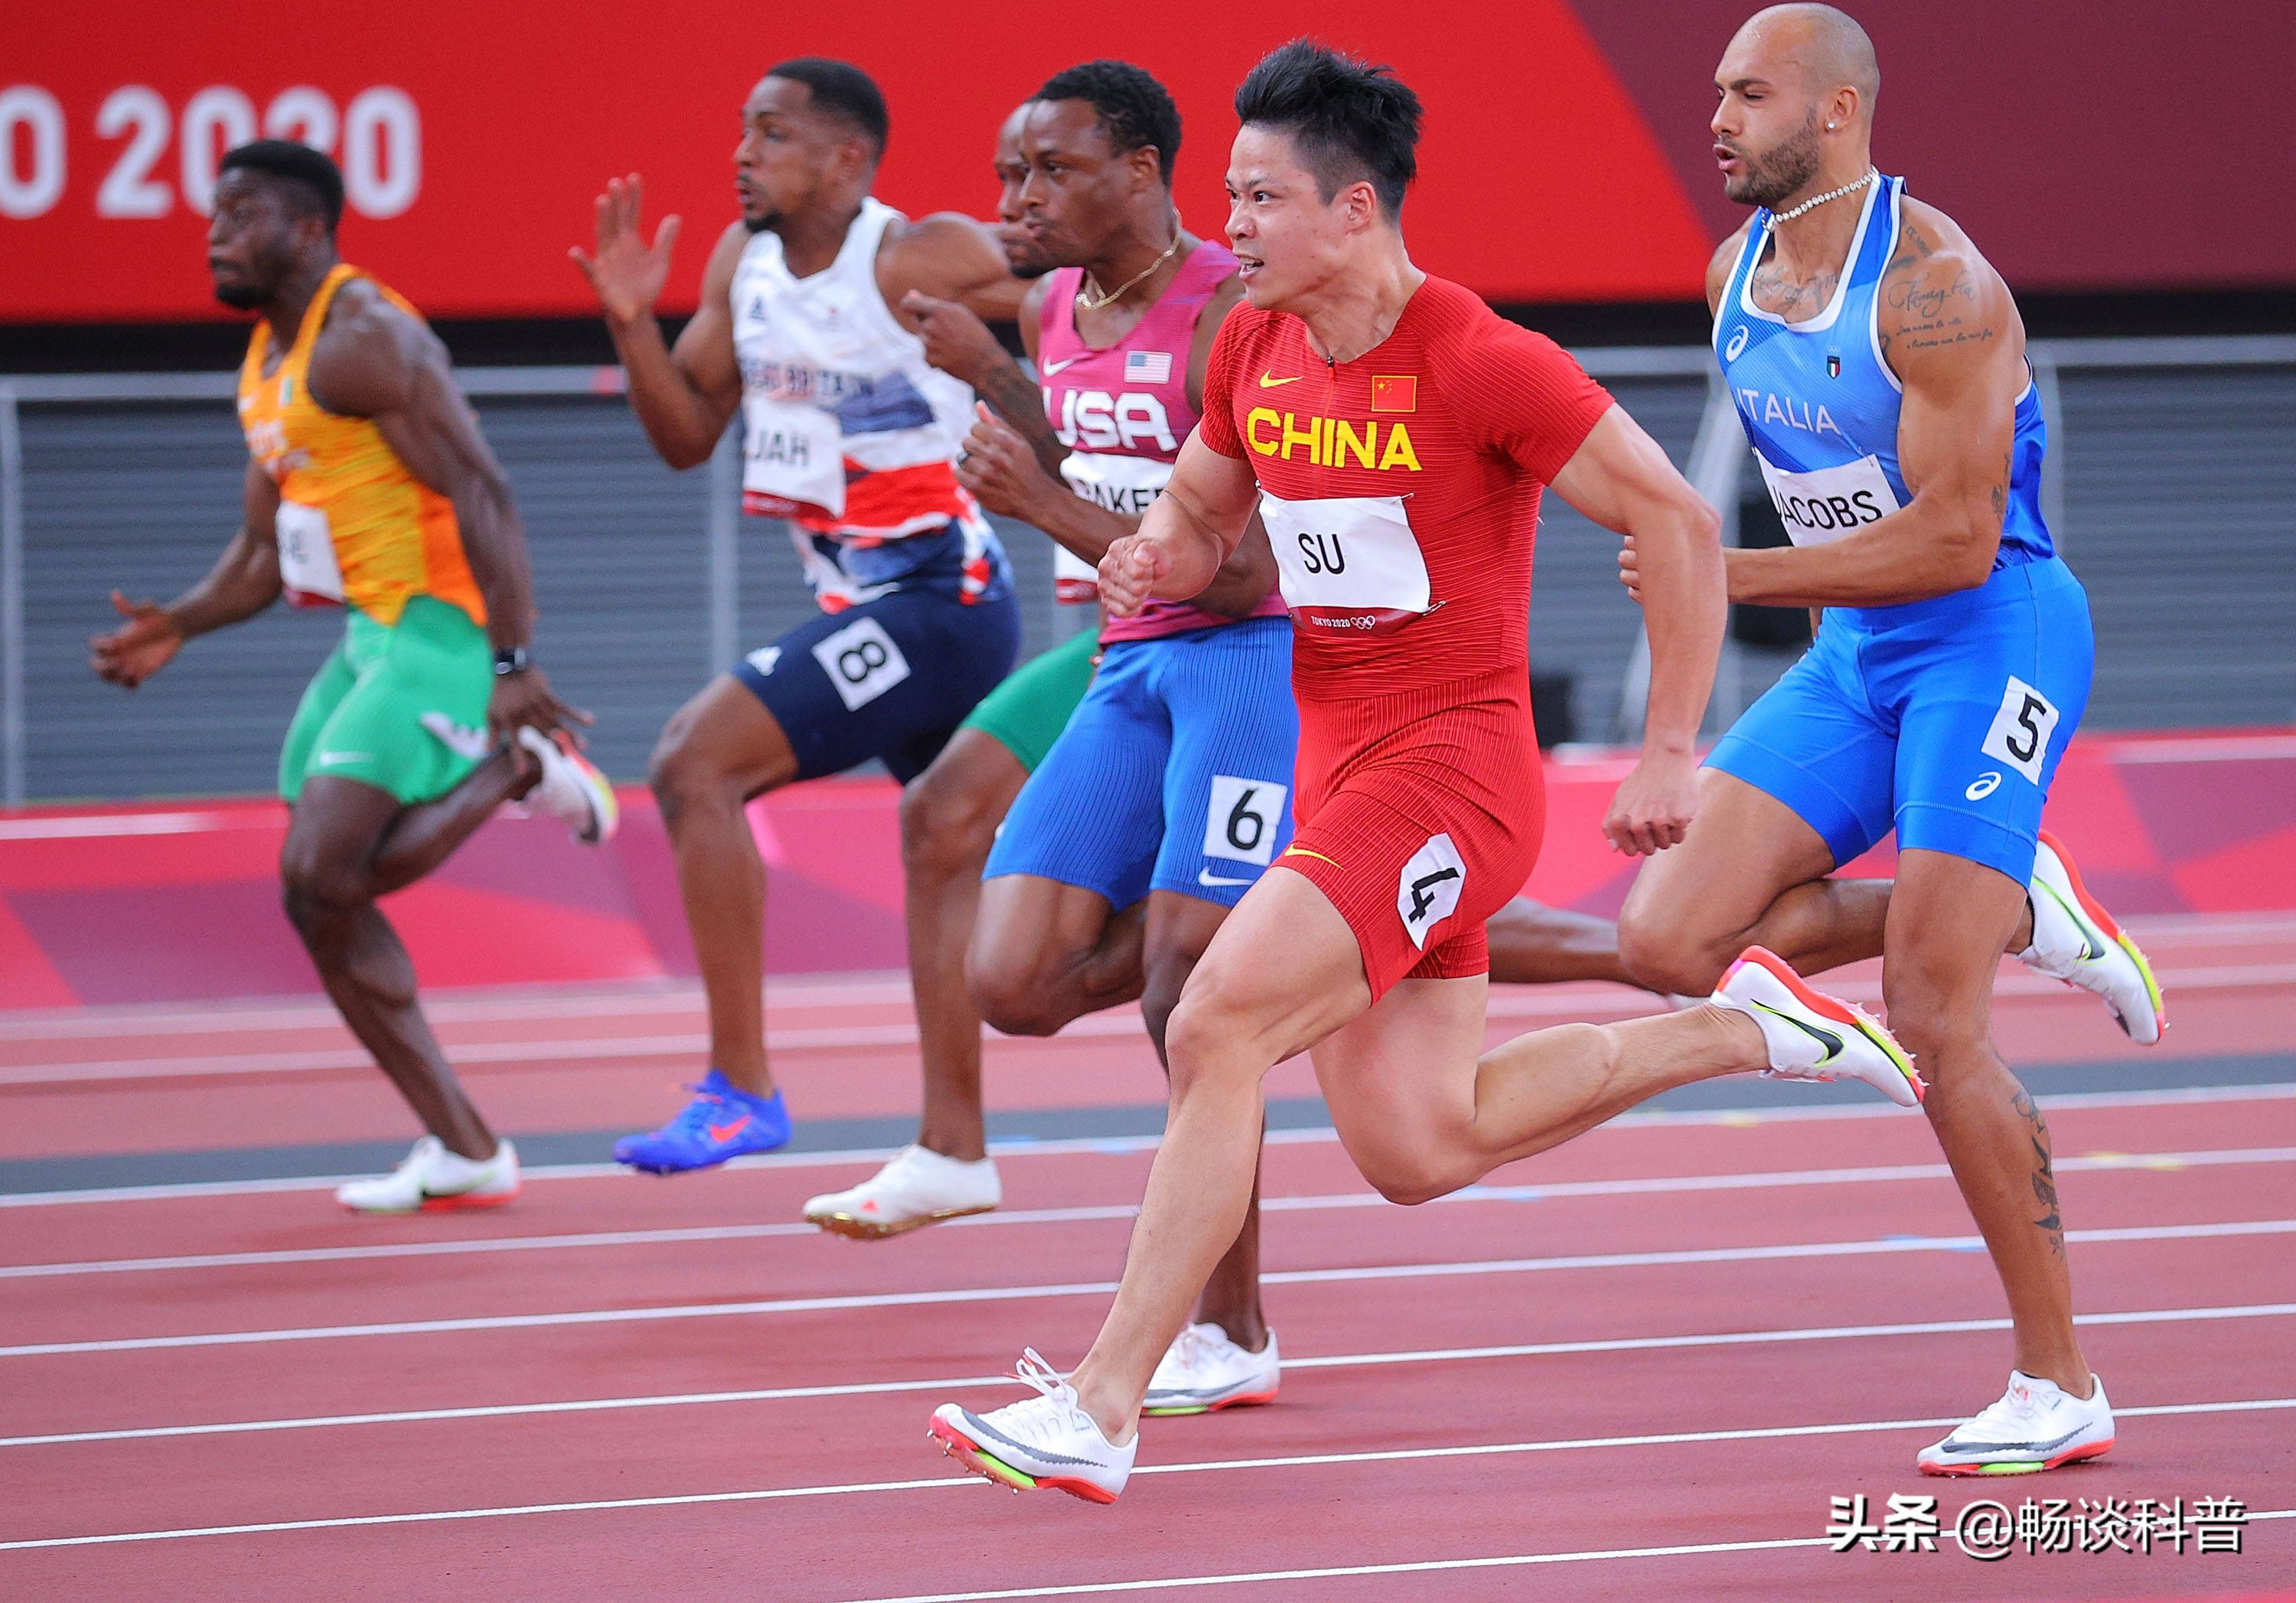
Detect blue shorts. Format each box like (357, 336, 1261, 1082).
(1706, 556, 2093, 885)
(733, 583, 1021, 785)
(986, 617, 1298, 909)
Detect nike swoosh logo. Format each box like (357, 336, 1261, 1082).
(316, 752, 372, 766)
(1198, 868, 1255, 887)
(706, 1116, 752, 1143)
(1748, 999, 1844, 1065)
(2037, 883, 2105, 963)
(1257, 373, 1302, 388)
(1040, 357, 1083, 376)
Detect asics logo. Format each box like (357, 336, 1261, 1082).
(1725, 326, 1750, 361)
(706, 1115, 752, 1143)
(1256, 373, 1302, 387)
(1965, 772, 2004, 801)
(1749, 1000, 1844, 1066)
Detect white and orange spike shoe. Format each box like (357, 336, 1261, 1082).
(1712, 945, 1925, 1107)
(1919, 1370, 2114, 1476)
(335, 1136, 520, 1213)
(517, 726, 619, 846)
(929, 1351, 1135, 1504)
(2020, 830, 2164, 1045)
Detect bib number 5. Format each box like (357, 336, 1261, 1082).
(1980, 674, 2061, 785)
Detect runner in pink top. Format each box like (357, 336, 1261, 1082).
(1034, 242, 1288, 643)
(928, 63, 1298, 1416)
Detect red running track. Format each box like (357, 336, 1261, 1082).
(3, 930, 2295, 1598)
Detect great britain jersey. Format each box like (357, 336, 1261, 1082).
(730, 197, 1006, 610)
(1713, 173, 2055, 615)
(1037, 240, 1284, 643)
(1198, 274, 1613, 698)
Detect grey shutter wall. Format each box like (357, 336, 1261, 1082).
(11, 356, 2288, 802)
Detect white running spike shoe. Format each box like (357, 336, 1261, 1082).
(1143, 1323, 1280, 1416)
(803, 1145, 1002, 1239)
(1919, 1370, 2115, 1476)
(2020, 830, 2164, 1045)
(335, 1135, 520, 1213)
(929, 1350, 1136, 1504)
(1711, 945, 1925, 1107)
(516, 726, 619, 845)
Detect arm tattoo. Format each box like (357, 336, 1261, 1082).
(2011, 1086, 2065, 1256)
(1991, 450, 2010, 522)
(971, 351, 1068, 480)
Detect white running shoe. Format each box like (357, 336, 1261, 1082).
(803, 1144, 1001, 1239)
(1143, 1323, 1280, 1415)
(334, 1135, 520, 1213)
(928, 1350, 1135, 1504)
(1711, 945, 1924, 1107)
(1919, 1370, 2114, 1476)
(2020, 830, 2164, 1045)
(516, 726, 618, 845)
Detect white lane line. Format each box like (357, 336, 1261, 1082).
(9, 1301, 2288, 1451)
(10, 1143, 2292, 1281)
(12, 1078, 2296, 1211)
(8, 964, 2291, 1086)
(8, 1218, 2291, 1360)
(3, 1401, 2288, 1553)
(845, 1509, 2296, 1602)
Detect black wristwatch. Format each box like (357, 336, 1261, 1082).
(492, 645, 532, 677)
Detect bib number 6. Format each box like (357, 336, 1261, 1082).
(1202, 774, 1288, 868)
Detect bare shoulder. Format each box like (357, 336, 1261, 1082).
(1196, 273, 1248, 341)
(1878, 197, 2022, 374)
(703, 220, 752, 285)
(880, 211, 1001, 278)
(308, 279, 441, 413)
(1707, 220, 1753, 314)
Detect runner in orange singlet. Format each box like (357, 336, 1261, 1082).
(925, 42, 1924, 1504)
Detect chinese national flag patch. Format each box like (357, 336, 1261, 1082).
(1370, 374, 1417, 413)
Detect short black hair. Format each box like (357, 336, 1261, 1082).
(1233, 40, 1421, 219)
(767, 57, 889, 158)
(217, 139, 345, 233)
(1034, 60, 1182, 186)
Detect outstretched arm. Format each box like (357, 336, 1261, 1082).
(310, 292, 589, 746)
(90, 460, 283, 688)
(1727, 213, 2024, 607)
(571, 177, 744, 471)
(1551, 406, 1727, 855)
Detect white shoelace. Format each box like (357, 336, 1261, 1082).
(988, 1350, 1097, 1451)
(1965, 1377, 2045, 1438)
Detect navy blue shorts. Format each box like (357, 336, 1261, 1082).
(1707, 556, 2093, 884)
(733, 585, 1021, 785)
(986, 617, 1297, 909)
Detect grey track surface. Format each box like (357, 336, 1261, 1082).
(6, 1053, 2291, 1197)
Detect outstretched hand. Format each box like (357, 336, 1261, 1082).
(1097, 534, 1171, 619)
(90, 592, 183, 689)
(569, 175, 681, 327)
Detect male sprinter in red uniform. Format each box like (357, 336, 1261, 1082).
(925, 41, 1920, 1503)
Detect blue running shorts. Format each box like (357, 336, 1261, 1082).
(733, 583, 1021, 785)
(1706, 556, 2093, 885)
(986, 617, 1297, 909)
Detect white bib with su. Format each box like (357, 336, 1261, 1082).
(1259, 491, 1432, 637)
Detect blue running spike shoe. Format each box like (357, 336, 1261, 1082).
(614, 1069, 792, 1174)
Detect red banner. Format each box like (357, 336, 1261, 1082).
(4, 2, 2290, 325)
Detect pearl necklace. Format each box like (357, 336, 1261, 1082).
(1769, 168, 1877, 224)
(1076, 227, 1182, 313)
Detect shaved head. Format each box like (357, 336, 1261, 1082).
(1736, 5, 1879, 114)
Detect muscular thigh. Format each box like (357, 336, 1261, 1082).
(654, 673, 800, 800)
(1168, 866, 1372, 1082)
(1310, 973, 1492, 1181)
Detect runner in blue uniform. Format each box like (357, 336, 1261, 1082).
(1620, 4, 2166, 1477)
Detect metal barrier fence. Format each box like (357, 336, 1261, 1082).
(3, 335, 2291, 805)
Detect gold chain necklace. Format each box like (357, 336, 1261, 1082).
(1076, 227, 1182, 313)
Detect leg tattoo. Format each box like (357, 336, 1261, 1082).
(2013, 1087, 2064, 1256)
